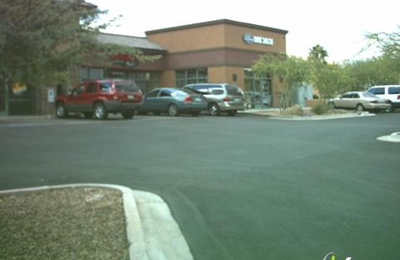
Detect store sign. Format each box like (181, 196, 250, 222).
(243, 33, 274, 46)
(110, 54, 138, 67)
(12, 82, 28, 96)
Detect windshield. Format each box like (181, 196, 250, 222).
(362, 92, 378, 98)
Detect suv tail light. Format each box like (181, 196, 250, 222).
(397, 95, 400, 100)
(184, 96, 192, 104)
(134, 93, 143, 102)
(223, 96, 230, 102)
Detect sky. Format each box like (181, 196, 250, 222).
(88, 0, 399, 63)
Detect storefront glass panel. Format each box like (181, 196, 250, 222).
(175, 68, 208, 87)
(244, 68, 272, 108)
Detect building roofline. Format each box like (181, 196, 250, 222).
(97, 33, 167, 53)
(145, 19, 288, 35)
(99, 32, 148, 41)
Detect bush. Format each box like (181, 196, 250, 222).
(312, 103, 330, 115)
(286, 105, 304, 115)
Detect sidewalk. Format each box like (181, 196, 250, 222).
(239, 108, 376, 120)
(0, 184, 194, 260)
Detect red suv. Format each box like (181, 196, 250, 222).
(55, 79, 143, 119)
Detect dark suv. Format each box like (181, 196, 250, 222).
(55, 79, 143, 119)
(182, 83, 245, 116)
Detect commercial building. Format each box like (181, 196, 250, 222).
(1, 19, 288, 115)
(85, 19, 287, 109)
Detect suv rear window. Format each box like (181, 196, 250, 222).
(210, 89, 224, 95)
(192, 85, 209, 91)
(388, 87, 400, 94)
(369, 87, 385, 95)
(115, 81, 140, 92)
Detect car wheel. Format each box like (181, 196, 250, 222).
(387, 102, 395, 113)
(356, 104, 364, 112)
(122, 111, 134, 119)
(94, 103, 108, 120)
(208, 103, 220, 116)
(168, 104, 179, 116)
(56, 103, 68, 118)
(227, 110, 237, 116)
(83, 112, 93, 119)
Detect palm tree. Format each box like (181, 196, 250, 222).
(308, 44, 329, 64)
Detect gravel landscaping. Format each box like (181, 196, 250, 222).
(0, 187, 129, 260)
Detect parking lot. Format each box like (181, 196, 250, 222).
(1, 112, 399, 260)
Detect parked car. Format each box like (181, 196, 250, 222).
(55, 79, 143, 119)
(328, 91, 391, 112)
(137, 88, 208, 116)
(182, 83, 245, 116)
(367, 85, 400, 112)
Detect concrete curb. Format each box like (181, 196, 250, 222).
(239, 110, 376, 120)
(269, 112, 376, 120)
(0, 184, 193, 260)
(377, 132, 400, 143)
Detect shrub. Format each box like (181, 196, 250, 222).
(312, 103, 330, 115)
(286, 105, 304, 115)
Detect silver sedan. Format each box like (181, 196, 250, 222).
(329, 91, 391, 112)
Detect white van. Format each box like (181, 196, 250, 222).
(367, 85, 400, 112)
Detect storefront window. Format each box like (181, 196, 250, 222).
(128, 72, 159, 93)
(85, 68, 159, 94)
(244, 68, 272, 108)
(176, 68, 208, 87)
(80, 67, 104, 81)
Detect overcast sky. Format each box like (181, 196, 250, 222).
(89, 0, 399, 63)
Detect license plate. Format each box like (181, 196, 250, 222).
(233, 98, 241, 102)
(128, 95, 134, 100)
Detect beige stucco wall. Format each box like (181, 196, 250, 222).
(208, 67, 246, 89)
(147, 21, 287, 54)
(158, 70, 175, 88)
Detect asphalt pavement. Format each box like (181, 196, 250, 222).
(1, 108, 399, 260)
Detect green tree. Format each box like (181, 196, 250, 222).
(0, 0, 159, 86)
(365, 25, 400, 60)
(0, 0, 97, 83)
(252, 53, 310, 113)
(306, 45, 351, 98)
(311, 62, 353, 98)
(342, 57, 396, 89)
(364, 25, 400, 83)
